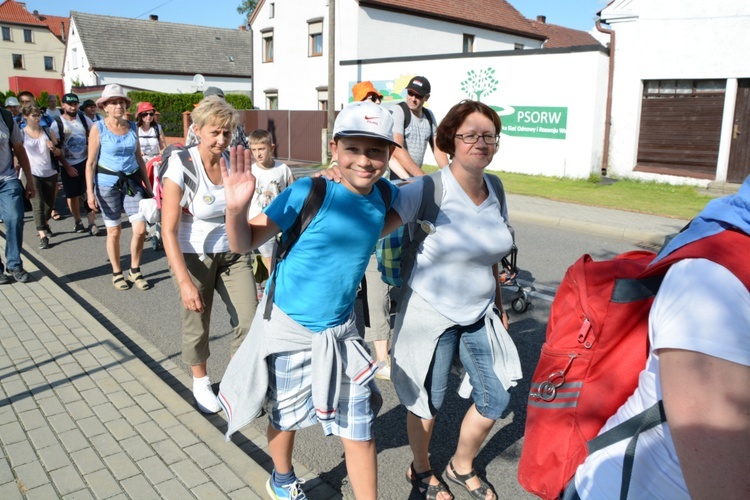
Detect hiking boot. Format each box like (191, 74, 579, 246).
(39, 237, 50, 250)
(266, 478, 307, 500)
(0, 272, 9, 285)
(11, 268, 32, 283)
(89, 224, 100, 236)
(44, 224, 55, 237)
(74, 220, 85, 233)
(193, 377, 221, 414)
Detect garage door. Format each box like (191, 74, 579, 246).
(636, 79, 725, 179)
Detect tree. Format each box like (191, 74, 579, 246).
(460, 67, 499, 102)
(237, 0, 258, 18)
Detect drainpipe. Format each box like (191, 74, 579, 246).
(596, 20, 615, 177)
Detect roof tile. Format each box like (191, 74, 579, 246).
(0, 0, 47, 26)
(530, 19, 600, 49)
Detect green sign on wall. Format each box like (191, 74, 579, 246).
(492, 106, 568, 140)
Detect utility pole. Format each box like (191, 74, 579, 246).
(326, 0, 335, 161)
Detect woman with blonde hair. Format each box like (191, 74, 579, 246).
(85, 84, 152, 291)
(161, 96, 258, 413)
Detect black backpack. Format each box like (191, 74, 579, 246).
(1, 107, 16, 166)
(263, 176, 393, 321)
(396, 101, 435, 150)
(54, 111, 90, 148)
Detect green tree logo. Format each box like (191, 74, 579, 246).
(460, 68, 499, 102)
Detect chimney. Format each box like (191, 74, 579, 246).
(239, 25, 247, 31)
(149, 14, 158, 21)
(33, 9, 40, 18)
(61, 21, 66, 42)
(537, 15, 546, 23)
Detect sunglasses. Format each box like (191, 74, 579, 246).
(407, 91, 424, 99)
(365, 94, 382, 103)
(141, 112, 155, 117)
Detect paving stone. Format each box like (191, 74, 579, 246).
(14, 459, 49, 490)
(0, 422, 26, 445)
(106, 419, 137, 442)
(54, 385, 82, 405)
(165, 424, 200, 448)
(170, 459, 208, 488)
(183, 443, 221, 469)
(65, 400, 95, 420)
(70, 447, 105, 475)
(120, 406, 149, 427)
(5, 439, 36, 467)
(229, 486, 263, 499)
(0, 478, 23, 500)
(9, 393, 37, 413)
(48, 412, 77, 434)
(89, 433, 122, 458)
(25, 482, 59, 500)
(0, 407, 16, 425)
(76, 416, 107, 438)
(28, 426, 59, 450)
(120, 435, 154, 461)
(151, 439, 189, 465)
(58, 428, 88, 453)
(71, 377, 97, 393)
(103, 452, 140, 480)
(120, 380, 147, 398)
(134, 393, 163, 412)
(154, 478, 193, 500)
(0, 456, 13, 483)
(122, 474, 161, 499)
(136, 421, 168, 444)
(205, 463, 247, 493)
(83, 469, 122, 498)
(50, 464, 86, 495)
(37, 395, 65, 417)
(137, 455, 173, 485)
(37, 443, 70, 472)
(107, 391, 135, 410)
(17, 408, 46, 431)
(191, 482, 226, 498)
(94, 376, 121, 395)
(149, 408, 179, 430)
(61, 488, 96, 500)
(80, 388, 108, 407)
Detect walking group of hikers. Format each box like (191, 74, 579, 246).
(2, 77, 748, 500)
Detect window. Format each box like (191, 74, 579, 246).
(72, 48, 78, 69)
(1, 26, 10, 41)
(269, 2, 275, 18)
(463, 34, 474, 54)
(23, 29, 32, 43)
(12, 54, 23, 69)
(261, 30, 274, 62)
(317, 87, 328, 111)
(265, 91, 278, 110)
(514, 43, 524, 50)
(308, 20, 323, 57)
(44, 56, 54, 71)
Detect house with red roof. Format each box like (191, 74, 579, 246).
(0, 0, 65, 96)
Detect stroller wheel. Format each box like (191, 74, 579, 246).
(512, 297, 528, 313)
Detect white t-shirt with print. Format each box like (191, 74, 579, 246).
(52, 114, 94, 164)
(572, 258, 750, 499)
(393, 167, 513, 325)
(163, 147, 229, 255)
(249, 160, 293, 258)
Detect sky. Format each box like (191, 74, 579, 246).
(24, 0, 610, 32)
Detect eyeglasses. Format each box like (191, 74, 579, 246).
(407, 91, 424, 99)
(365, 94, 382, 103)
(454, 133, 500, 145)
(141, 112, 155, 117)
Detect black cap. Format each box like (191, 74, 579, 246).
(81, 99, 96, 109)
(62, 93, 79, 104)
(405, 76, 431, 97)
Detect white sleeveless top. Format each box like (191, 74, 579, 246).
(23, 130, 57, 178)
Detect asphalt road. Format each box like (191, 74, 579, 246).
(13, 189, 644, 499)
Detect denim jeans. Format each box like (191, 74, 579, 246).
(426, 317, 510, 420)
(0, 178, 25, 272)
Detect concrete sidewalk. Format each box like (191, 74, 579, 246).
(0, 188, 689, 499)
(0, 237, 339, 499)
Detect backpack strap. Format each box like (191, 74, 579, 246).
(76, 111, 90, 143)
(397, 101, 435, 150)
(264, 177, 328, 320)
(1, 107, 15, 134)
(373, 178, 392, 212)
(176, 148, 199, 208)
(400, 171, 443, 286)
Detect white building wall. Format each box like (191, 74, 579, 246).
(94, 72, 251, 95)
(0, 23, 65, 92)
(62, 19, 95, 90)
(602, 0, 750, 184)
(339, 48, 609, 178)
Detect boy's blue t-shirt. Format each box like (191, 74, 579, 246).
(264, 176, 397, 332)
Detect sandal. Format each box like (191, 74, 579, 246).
(127, 270, 151, 290)
(445, 459, 495, 500)
(407, 463, 454, 500)
(112, 273, 130, 291)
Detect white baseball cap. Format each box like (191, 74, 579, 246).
(4, 97, 20, 107)
(332, 101, 401, 147)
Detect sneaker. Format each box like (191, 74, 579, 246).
(266, 478, 307, 500)
(44, 224, 55, 237)
(39, 236, 50, 250)
(375, 363, 391, 381)
(11, 268, 32, 283)
(0, 272, 9, 285)
(193, 377, 221, 414)
(89, 224, 100, 236)
(74, 221, 85, 233)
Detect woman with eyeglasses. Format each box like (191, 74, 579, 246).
(136, 102, 166, 163)
(384, 100, 520, 500)
(85, 84, 152, 291)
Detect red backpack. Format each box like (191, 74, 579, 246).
(518, 229, 750, 500)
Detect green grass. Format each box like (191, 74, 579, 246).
(421, 166, 712, 220)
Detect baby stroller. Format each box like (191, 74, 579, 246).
(499, 244, 531, 313)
